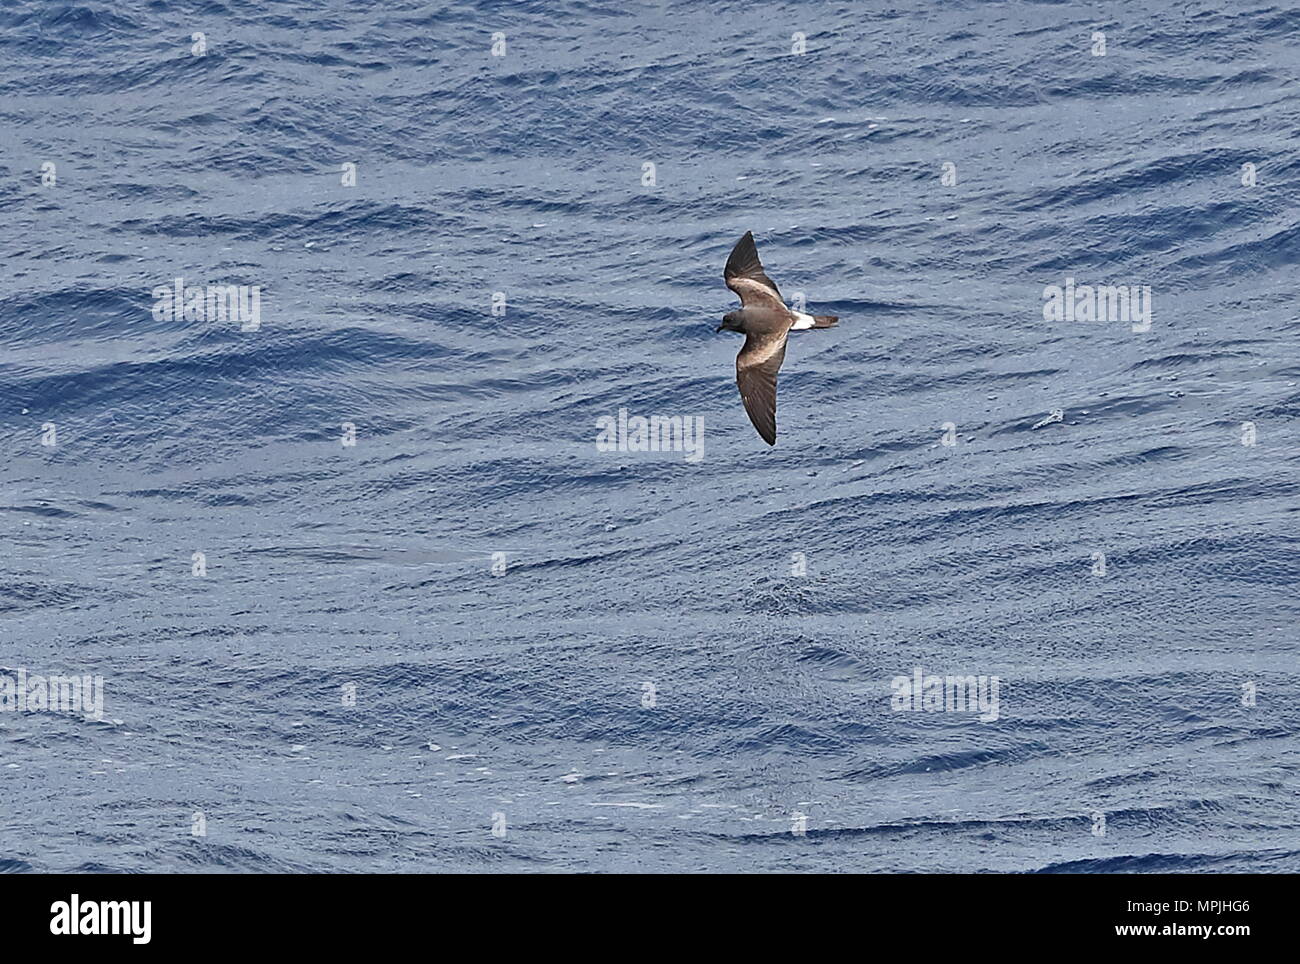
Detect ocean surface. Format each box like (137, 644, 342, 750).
(2, 0, 1298, 874)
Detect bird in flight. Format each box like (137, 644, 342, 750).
(717, 231, 838, 445)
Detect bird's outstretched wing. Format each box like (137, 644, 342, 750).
(724, 231, 785, 312)
(735, 330, 788, 445)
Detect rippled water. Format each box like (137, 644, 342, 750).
(1, 0, 1298, 873)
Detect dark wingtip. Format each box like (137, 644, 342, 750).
(725, 231, 761, 281)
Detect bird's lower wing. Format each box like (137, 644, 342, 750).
(735, 332, 788, 445)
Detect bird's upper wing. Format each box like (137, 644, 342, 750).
(724, 231, 785, 311)
(735, 330, 788, 446)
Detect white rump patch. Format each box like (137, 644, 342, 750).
(791, 312, 816, 330)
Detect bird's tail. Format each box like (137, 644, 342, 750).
(812, 315, 838, 328)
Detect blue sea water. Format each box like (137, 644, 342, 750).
(1, 0, 1298, 874)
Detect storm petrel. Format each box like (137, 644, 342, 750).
(717, 231, 838, 445)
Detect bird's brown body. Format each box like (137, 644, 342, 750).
(718, 231, 838, 445)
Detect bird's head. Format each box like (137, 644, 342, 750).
(716, 311, 742, 333)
